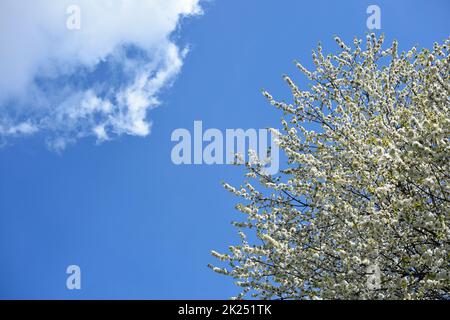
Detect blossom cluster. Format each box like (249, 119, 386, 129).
(210, 35, 450, 300)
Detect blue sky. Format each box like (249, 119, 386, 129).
(0, 0, 449, 299)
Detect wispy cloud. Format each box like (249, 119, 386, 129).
(0, 0, 202, 150)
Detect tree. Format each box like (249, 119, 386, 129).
(209, 35, 450, 300)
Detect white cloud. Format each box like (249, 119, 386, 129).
(0, 121, 38, 136)
(0, 0, 201, 149)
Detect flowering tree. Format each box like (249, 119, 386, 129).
(209, 35, 450, 300)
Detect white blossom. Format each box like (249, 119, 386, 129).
(211, 36, 450, 300)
